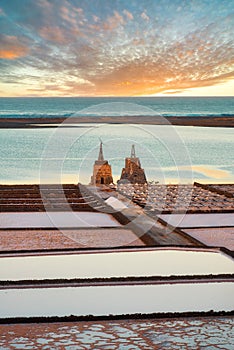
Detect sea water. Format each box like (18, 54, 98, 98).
(0, 96, 233, 118)
(0, 124, 233, 184)
(0, 97, 233, 184)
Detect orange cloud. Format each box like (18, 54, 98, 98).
(39, 26, 68, 44)
(141, 11, 149, 21)
(1, 2, 233, 97)
(87, 53, 234, 96)
(123, 9, 134, 20)
(103, 11, 124, 30)
(0, 35, 29, 59)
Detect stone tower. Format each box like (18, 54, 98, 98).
(118, 145, 147, 184)
(90, 142, 113, 185)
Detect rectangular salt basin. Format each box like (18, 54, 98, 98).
(158, 213, 234, 228)
(0, 282, 233, 318)
(0, 228, 144, 250)
(183, 228, 234, 250)
(0, 212, 121, 229)
(0, 249, 233, 281)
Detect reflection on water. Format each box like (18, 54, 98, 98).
(1, 250, 233, 280)
(0, 125, 233, 184)
(0, 317, 233, 349)
(1, 283, 234, 317)
(191, 165, 231, 179)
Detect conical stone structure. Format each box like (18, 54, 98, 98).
(90, 142, 113, 185)
(118, 145, 147, 184)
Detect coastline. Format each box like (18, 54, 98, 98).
(0, 116, 233, 128)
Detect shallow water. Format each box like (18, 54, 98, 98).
(0, 316, 233, 349)
(0, 125, 233, 184)
(1, 283, 234, 317)
(0, 249, 233, 281)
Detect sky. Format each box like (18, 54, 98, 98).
(0, 0, 233, 97)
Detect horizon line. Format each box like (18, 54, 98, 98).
(0, 95, 233, 98)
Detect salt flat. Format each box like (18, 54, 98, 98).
(1, 283, 233, 318)
(183, 227, 234, 250)
(0, 249, 233, 281)
(0, 228, 144, 250)
(1, 317, 233, 349)
(158, 213, 234, 228)
(0, 212, 120, 228)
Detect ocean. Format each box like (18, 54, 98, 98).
(0, 124, 233, 185)
(0, 97, 233, 184)
(0, 96, 233, 118)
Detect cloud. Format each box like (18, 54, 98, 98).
(39, 26, 68, 44)
(93, 15, 99, 22)
(0, 35, 29, 59)
(74, 7, 83, 14)
(163, 90, 188, 94)
(103, 11, 125, 30)
(0, 0, 233, 96)
(123, 9, 134, 20)
(141, 11, 149, 21)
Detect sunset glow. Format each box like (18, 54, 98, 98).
(0, 0, 233, 97)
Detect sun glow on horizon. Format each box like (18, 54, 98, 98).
(0, 0, 233, 97)
(150, 79, 234, 97)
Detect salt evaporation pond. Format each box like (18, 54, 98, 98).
(1, 125, 234, 184)
(0, 249, 233, 281)
(159, 213, 234, 228)
(1, 283, 233, 318)
(0, 212, 121, 229)
(1, 249, 233, 318)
